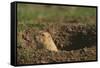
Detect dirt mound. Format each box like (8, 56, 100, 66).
(17, 23, 97, 65)
(17, 46, 96, 64)
(47, 23, 96, 50)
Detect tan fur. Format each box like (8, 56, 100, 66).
(35, 31, 58, 52)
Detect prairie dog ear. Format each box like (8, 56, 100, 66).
(45, 28, 50, 33)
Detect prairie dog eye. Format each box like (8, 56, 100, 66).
(41, 33, 45, 37)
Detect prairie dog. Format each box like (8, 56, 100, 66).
(35, 31, 58, 52)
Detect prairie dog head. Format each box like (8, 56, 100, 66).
(35, 31, 58, 52)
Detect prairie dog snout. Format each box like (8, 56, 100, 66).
(35, 31, 58, 52)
